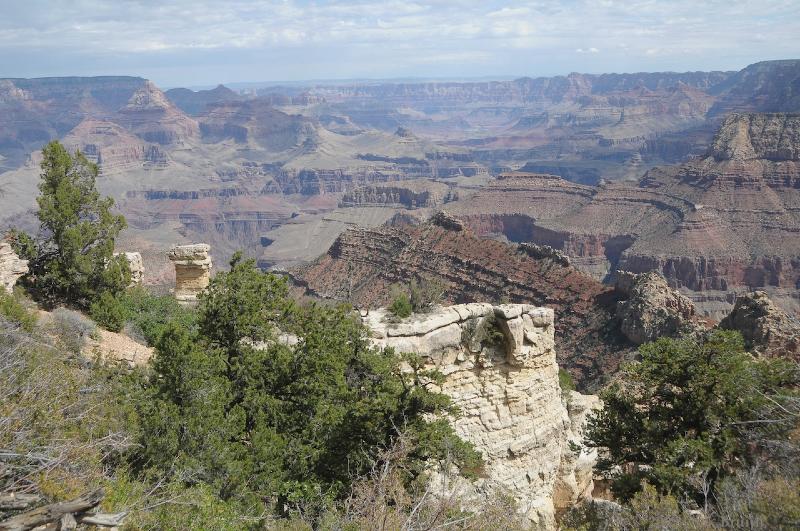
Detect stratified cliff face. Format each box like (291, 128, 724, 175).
(117, 81, 200, 146)
(340, 181, 452, 208)
(364, 303, 600, 528)
(709, 60, 800, 115)
(294, 219, 631, 389)
(621, 113, 800, 292)
(446, 113, 800, 313)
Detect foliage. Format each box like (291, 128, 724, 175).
(408, 276, 445, 313)
(559, 368, 576, 393)
(460, 314, 505, 351)
(0, 289, 37, 332)
(389, 292, 413, 318)
(10, 141, 129, 308)
(133, 253, 481, 514)
(585, 330, 797, 504)
(0, 315, 137, 503)
(118, 285, 197, 345)
(562, 483, 715, 530)
(50, 307, 98, 353)
(90, 291, 126, 332)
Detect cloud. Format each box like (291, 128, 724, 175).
(0, 0, 797, 85)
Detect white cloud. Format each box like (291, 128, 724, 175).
(0, 0, 797, 85)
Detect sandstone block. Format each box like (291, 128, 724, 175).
(168, 243, 212, 304)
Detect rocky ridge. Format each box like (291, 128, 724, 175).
(615, 271, 703, 345)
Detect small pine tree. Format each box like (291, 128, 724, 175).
(11, 141, 129, 307)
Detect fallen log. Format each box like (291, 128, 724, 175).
(0, 494, 41, 511)
(0, 489, 103, 531)
(78, 512, 127, 527)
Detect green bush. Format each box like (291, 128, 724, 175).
(119, 286, 196, 345)
(389, 293, 413, 318)
(559, 368, 576, 393)
(408, 277, 445, 313)
(0, 290, 37, 332)
(90, 291, 126, 332)
(586, 330, 798, 504)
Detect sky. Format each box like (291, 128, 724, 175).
(0, 0, 798, 88)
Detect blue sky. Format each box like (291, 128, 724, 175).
(0, 0, 798, 87)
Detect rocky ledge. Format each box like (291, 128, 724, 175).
(363, 303, 600, 528)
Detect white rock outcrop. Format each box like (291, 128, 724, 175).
(364, 303, 599, 529)
(115, 251, 144, 286)
(168, 244, 211, 304)
(0, 242, 28, 294)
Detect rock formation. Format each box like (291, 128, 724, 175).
(117, 81, 199, 145)
(615, 271, 702, 345)
(339, 181, 450, 209)
(293, 219, 631, 390)
(115, 251, 144, 286)
(0, 241, 28, 294)
(168, 244, 212, 304)
(363, 303, 599, 528)
(447, 112, 800, 315)
(720, 291, 800, 360)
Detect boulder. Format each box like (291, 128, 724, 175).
(0, 242, 28, 294)
(115, 251, 143, 286)
(615, 271, 701, 345)
(720, 291, 800, 359)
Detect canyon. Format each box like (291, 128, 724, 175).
(1, 60, 800, 316)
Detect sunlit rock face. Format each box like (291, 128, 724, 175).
(0, 241, 28, 294)
(364, 303, 599, 529)
(168, 244, 212, 304)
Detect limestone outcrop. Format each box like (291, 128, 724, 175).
(168, 244, 212, 304)
(720, 291, 800, 360)
(0, 241, 28, 294)
(363, 303, 600, 528)
(115, 251, 144, 286)
(615, 271, 701, 345)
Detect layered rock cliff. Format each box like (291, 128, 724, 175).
(363, 303, 599, 528)
(446, 113, 800, 314)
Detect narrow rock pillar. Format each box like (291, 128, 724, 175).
(168, 244, 211, 304)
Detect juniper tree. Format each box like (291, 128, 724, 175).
(11, 141, 129, 307)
